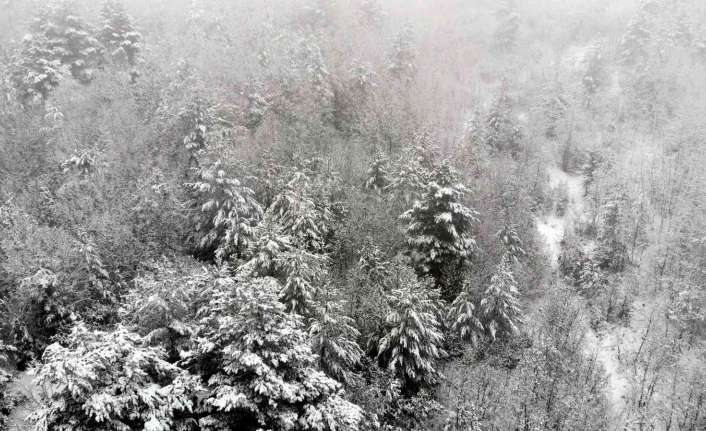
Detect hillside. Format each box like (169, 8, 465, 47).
(0, 1, 704, 430)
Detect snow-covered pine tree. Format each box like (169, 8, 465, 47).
(582, 42, 605, 108)
(33, 1, 102, 83)
(279, 247, 327, 316)
(620, 7, 653, 66)
(496, 224, 526, 263)
(184, 161, 263, 262)
(485, 90, 522, 154)
(268, 171, 332, 253)
(31, 323, 201, 430)
(192, 276, 364, 430)
(387, 24, 416, 82)
(400, 161, 479, 299)
(240, 218, 294, 277)
(447, 286, 483, 345)
(480, 255, 522, 341)
(310, 300, 364, 383)
(358, 0, 385, 28)
(99, 0, 142, 66)
(244, 91, 268, 132)
(595, 200, 627, 271)
(10, 33, 61, 104)
(493, 2, 520, 51)
(377, 266, 445, 394)
(358, 238, 391, 285)
(363, 151, 391, 192)
(385, 134, 439, 203)
(10, 0, 103, 103)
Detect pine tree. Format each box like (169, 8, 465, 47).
(192, 276, 364, 430)
(31, 323, 201, 430)
(358, 238, 391, 285)
(447, 287, 483, 344)
(241, 218, 294, 277)
(485, 91, 521, 154)
(358, 0, 385, 28)
(595, 200, 627, 271)
(268, 172, 332, 253)
(400, 162, 479, 299)
(363, 152, 391, 192)
(496, 225, 526, 263)
(244, 92, 268, 132)
(388, 24, 416, 82)
(309, 300, 364, 383)
(279, 247, 326, 316)
(620, 9, 653, 66)
(184, 161, 263, 261)
(10, 33, 61, 104)
(10, 0, 103, 102)
(493, 2, 520, 51)
(99, 0, 142, 66)
(377, 267, 445, 394)
(480, 256, 522, 341)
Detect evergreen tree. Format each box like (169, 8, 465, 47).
(99, 0, 142, 66)
(241, 218, 294, 277)
(192, 277, 364, 430)
(184, 161, 263, 261)
(10, 33, 61, 104)
(620, 8, 653, 66)
(357, 238, 391, 285)
(10, 0, 103, 102)
(358, 0, 385, 28)
(582, 43, 605, 107)
(480, 256, 522, 341)
(496, 225, 526, 263)
(268, 172, 332, 253)
(400, 162, 479, 299)
(363, 152, 391, 192)
(244, 92, 268, 132)
(493, 2, 520, 51)
(31, 323, 201, 430)
(377, 267, 445, 394)
(279, 248, 326, 316)
(309, 300, 364, 383)
(387, 24, 416, 82)
(595, 200, 627, 271)
(447, 286, 483, 344)
(485, 90, 521, 154)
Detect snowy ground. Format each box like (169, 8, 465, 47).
(535, 165, 631, 426)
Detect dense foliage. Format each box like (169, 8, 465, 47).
(0, 0, 704, 430)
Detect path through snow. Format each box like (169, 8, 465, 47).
(535, 165, 629, 424)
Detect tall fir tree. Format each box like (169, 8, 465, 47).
(268, 172, 332, 253)
(99, 0, 142, 66)
(387, 24, 416, 82)
(480, 256, 522, 341)
(493, 2, 520, 51)
(447, 285, 483, 345)
(184, 161, 263, 262)
(11, 0, 103, 103)
(377, 266, 445, 394)
(309, 300, 364, 383)
(191, 277, 364, 430)
(400, 162, 479, 299)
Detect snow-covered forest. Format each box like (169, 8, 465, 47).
(0, 0, 704, 430)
